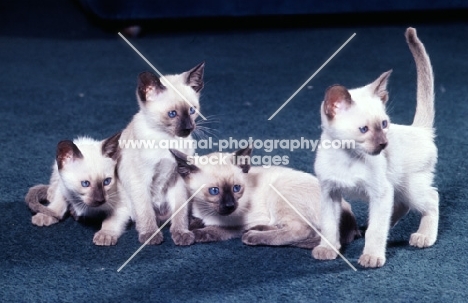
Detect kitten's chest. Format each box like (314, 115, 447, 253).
(315, 150, 386, 198)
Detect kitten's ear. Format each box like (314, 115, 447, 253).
(369, 70, 392, 103)
(323, 85, 352, 119)
(137, 71, 166, 102)
(234, 147, 252, 173)
(185, 61, 205, 93)
(56, 140, 83, 170)
(169, 149, 199, 178)
(102, 131, 121, 160)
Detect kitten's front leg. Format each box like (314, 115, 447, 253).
(124, 175, 162, 245)
(312, 187, 343, 260)
(193, 226, 243, 243)
(359, 183, 393, 268)
(93, 206, 130, 246)
(167, 178, 195, 246)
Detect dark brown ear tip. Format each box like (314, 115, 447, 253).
(56, 140, 75, 156)
(138, 71, 155, 77)
(325, 84, 344, 92)
(57, 140, 73, 147)
(138, 71, 159, 83)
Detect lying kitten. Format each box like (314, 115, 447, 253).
(118, 62, 205, 245)
(170, 148, 360, 248)
(312, 28, 438, 267)
(25, 133, 130, 246)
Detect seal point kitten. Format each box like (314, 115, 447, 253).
(26, 132, 130, 246)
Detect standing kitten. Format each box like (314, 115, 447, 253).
(312, 28, 438, 267)
(25, 133, 130, 246)
(170, 148, 360, 248)
(118, 62, 205, 245)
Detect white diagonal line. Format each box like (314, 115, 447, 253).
(268, 33, 356, 120)
(269, 184, 357, 271)
(117, 184, 206, 272)
(118, 32, 207, 120)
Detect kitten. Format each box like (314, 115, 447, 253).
(170, 148, 360, 248)
(118, 62, 205, 245)
(312, 28, 438, 268)
(25, 133, 130, 246)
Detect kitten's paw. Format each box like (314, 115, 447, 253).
(93, 231, 118, 246)
(31, 213, 58, 226)
(171, 230, 195, 246)
(193, 229, 218, 242)
(358, 254, 386, 268)
(139, 231, 163, 245)
(242, 230, 265, 246)
(312, 245, 338, 260)
(409, 233, 435, 248)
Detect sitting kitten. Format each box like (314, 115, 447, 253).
(118, 62, 205, 245)
(312, 28, 438, 267)
(170, 148, 360, 248)
(25, 133, 130, 246)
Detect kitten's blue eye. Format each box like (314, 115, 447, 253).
(103, 178, 112, 186)
(233, 185, 241, 193)
(382, 120, 388, 129)
(168, 110, 177, 118)
(359, 126, 369, 134)
(81, 181, 90, 188)
(189, 107, 195, 115)
(208, 187, 220, 195)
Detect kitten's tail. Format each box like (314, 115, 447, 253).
(25, 184, 61, 219)
(406, 27, 435, 128)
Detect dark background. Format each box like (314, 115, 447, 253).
(1, 1, 468, 302)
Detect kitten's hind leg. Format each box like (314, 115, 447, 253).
(408, 185, 439, 248)
(31, 186, 67, 226)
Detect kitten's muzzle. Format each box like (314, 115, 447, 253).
(177, 128, 193, 138)
(370, 132, 388, 155)
(370, 142, 388, 155)
(177, 115, 194, 137)
(218, 192, 237, 216)
(89, 185, 106, 207)
(88, 199, 106, 207)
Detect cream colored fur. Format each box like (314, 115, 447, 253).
(26, 135, 129, 246)
(312, 28, 438, 268)
(172, 149, 359, 248)
(118, 63, 204, 245)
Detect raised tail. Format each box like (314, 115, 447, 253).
(406, 27, 435, 128)
(25, 184, 61, 219)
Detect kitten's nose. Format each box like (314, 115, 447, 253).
(178, 129, 192, 137)
(379, 142, 388, 150)
(89, 199, 106, 207)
